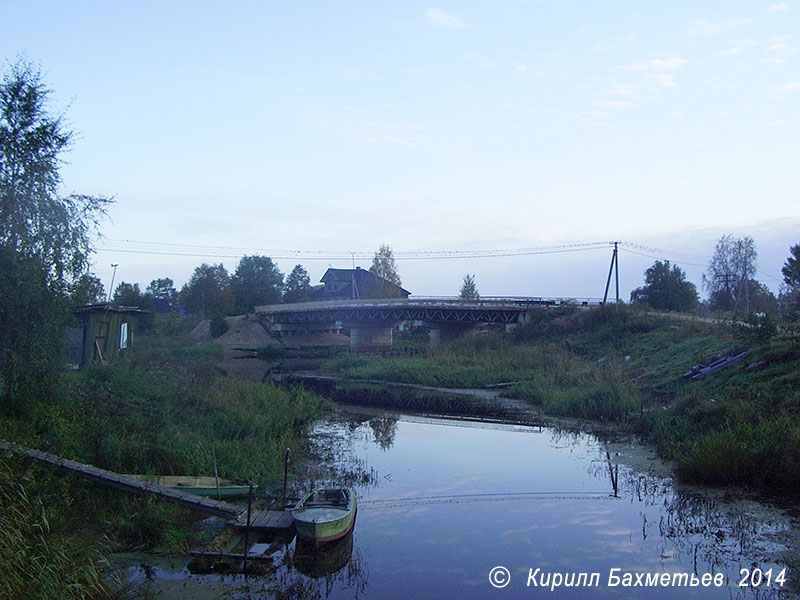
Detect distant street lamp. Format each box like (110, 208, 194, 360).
(108, 264, 119, 303)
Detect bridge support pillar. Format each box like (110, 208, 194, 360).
(428, 324, 472, 348)
(349, 325, 393, 352)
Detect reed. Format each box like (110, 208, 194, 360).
(0, 458, 118, 600)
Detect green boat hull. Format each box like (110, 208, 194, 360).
(127, 475, 254, 498)
(292, 488, 357, 545)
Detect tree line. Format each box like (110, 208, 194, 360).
(79, 243, 406, 319)
(630, 235, 800, 319)
(74, 259, 313, 318)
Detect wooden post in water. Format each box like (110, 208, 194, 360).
(243, 484, 253, 574)
(212, 446, 221, 501)
(606, 450, 619, 498)
(282, 448, 290, 508)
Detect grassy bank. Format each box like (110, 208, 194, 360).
(0, 317, 331, 599)
(321, 307, 800, 490)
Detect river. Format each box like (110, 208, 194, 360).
(125, 405, 798, 599)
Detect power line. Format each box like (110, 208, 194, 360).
(97, 240, 614, 261)
(619, 246, 707, 268)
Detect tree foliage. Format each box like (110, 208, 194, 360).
(459, 273, 480, 300)
(146, 277, 177, 303)
(179, 264, 233, 318)
(112, 282, 153, 310)
(630, 260, 698, 312)
(1, 60, 110, 407)
(783, 244, 800, 289)
(283, 264, 312, 303)
(0, 60, 110, 291)
(0, 248, 67, 409)
(69, 273, 105, 305)
(703, 235, 758, 314)
(231, 255, 283, 313)
(369, 243, 401, 287)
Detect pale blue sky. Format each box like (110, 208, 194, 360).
(2, 1, 798, 299)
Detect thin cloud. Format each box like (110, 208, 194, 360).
(766, 36, 790, 51)
(620, 56, 688, 88)
(462, 52, 499, 68)
(775, 81, 800, 94)
(769, 3, 790, 11)
(602, 83, 640, 97)
(426, 8, 469, 29)
(686, 18, 754, 35)
(649, 73, 679, 88)
(621, 57, 688, 72)
(719, 47, 743, 56)
(594, 100, 634, 109)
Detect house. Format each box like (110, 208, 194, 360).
(311, 267, 411, 301)
(68, 303, 149, 367)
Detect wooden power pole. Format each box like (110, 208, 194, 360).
(602, 241, 620, 309)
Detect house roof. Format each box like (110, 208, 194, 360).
(319, 267, 410, 298)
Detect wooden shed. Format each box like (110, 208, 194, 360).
(69, 303, 148, 367)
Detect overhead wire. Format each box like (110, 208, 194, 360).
(96, 238, 787, 283)
(97, 239, 614, 261)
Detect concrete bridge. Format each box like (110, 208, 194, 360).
(256, 296, 601, 351)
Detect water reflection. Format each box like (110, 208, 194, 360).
(293, 531, 354, 578)
(368, 415, 398, 451)
(122, 408, 798, 599)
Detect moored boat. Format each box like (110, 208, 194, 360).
(127, 475, 255, 498)
(292, 488, 357, 545)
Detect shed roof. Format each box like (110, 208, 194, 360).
(73, 303, 150, 315)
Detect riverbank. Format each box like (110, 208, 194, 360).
(0, 317, 332, 600)
(318, 306, 800, 491)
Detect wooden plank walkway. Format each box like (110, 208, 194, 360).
(0, 440, 244, 520)
(234, 509, 294, 530)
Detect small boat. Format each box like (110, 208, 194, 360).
(292, 488, 357, 545)
(127, 475, 255, 498)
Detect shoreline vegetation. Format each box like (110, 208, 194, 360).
(1, 307, 799, 598)
(0, 316, 332, 600)
(320, 306, 800, 491)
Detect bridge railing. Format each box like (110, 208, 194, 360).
(256, 296, 603, 314)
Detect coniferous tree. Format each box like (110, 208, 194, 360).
(459, 274, 480, 299)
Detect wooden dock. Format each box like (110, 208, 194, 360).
(234, 508, 294, 530)
(0, 440, 244, 520)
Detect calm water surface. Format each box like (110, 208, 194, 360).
(128, 408, 798, 599)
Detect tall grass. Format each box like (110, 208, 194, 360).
(0, 458, 115, 600)
(321, 306, 800, 489)
(0, 319, 333, 597)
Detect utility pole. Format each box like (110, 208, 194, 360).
(107, 264, 119, 303)
(602, 242, 620, 309)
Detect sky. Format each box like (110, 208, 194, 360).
(2, 1, 798, 301)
